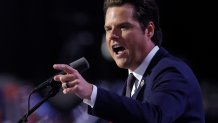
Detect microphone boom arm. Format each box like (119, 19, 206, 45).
(17, 87, 59, 123)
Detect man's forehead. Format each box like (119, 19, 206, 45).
(105, 5, 134, 20)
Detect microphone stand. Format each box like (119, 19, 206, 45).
(17, 81, 61, 123)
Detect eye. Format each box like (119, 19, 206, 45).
(104, 26, 111, 32)
(120, 26, 127, 31)
(119, 23, 131, 31)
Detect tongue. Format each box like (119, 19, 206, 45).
(115, 47, 125, 54)
(117, 50, 124, 54)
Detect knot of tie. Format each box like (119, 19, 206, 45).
(126, 73, 136, 97)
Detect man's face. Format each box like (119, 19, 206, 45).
(104, 4, 154, 71)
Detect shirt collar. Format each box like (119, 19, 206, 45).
(129, 46, 159, 82)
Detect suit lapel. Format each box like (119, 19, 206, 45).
(145, 48, 169, 74)
(130, 48, 169, 99)
(131, 79, 145, 99)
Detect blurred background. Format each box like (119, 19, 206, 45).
(0, 0, 217, 122)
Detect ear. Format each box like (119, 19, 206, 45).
(145, 21, 155, 38)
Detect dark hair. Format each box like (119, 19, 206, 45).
(104, 0, 162, 46)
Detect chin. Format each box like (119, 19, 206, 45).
(115, 60, 128, 69)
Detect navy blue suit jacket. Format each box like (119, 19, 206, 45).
(88, 48, 205, 123)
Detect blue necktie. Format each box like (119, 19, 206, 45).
(125, 73, 136, 97)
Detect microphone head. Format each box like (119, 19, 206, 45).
(31, 57, 90, 95)
(69, 57, 90, 73)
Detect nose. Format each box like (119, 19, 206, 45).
(108, 28, 120, 41)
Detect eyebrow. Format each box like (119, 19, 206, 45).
(117, 22, 132, 27)
(104, 22, 133, 28)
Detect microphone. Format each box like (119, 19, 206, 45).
(31, 57, 90, 93)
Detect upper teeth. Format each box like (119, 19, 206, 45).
(112, 44, 125, 54)
(112, 44, 121, 49)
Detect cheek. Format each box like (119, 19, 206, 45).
(105, 39, 111, 52)
(105, 34, 111, 44)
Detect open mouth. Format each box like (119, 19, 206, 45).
(112, 44, 125, 54)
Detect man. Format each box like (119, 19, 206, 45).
(53, 0, 205, 122)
